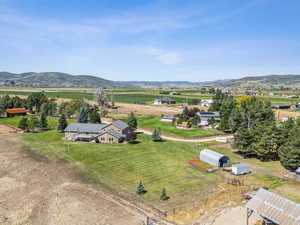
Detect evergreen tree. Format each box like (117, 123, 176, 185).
(136, 181, 147, 194)
(78, 107, 89, 123)
(28, 116, 39, 131)
(57, 114, 68, 132)
(128, 112, 138, 131)
(279, 127, 300, 170)
(234, 127, 256, 157)
(219, 96, 235, 131)
(89, 109, 101, 123)
(160, 188, 169, 201)
(152, 128, 162, 142)
(191, 114, 200, 128)
(253, 123, 281, 161)
(18, 117, 29, 130)
(39, 112, 48, 129)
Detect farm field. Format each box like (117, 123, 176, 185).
(0, 90, 205, 104)
(138, 116, 219, 138)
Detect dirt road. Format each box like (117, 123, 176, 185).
(138, 129, 233, 143)
(0, 125, 163, 225)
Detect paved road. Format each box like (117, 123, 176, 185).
(138, 129, 233, 143)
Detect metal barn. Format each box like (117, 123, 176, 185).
(246, 188, 300, 225)
(232, 163, 251, 175)
(199, 149, 230, 167)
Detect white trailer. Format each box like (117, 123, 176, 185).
(232, 163, 251, 175)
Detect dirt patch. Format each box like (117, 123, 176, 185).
(0, 124, 150, 225)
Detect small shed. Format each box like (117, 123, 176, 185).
(232, 163, 251, 175)
(296, 167, 300, 175)
(6, 108, 27, 117)
(199, 149, 230, 167)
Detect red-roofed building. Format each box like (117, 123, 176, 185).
(5, 108, 28, 117)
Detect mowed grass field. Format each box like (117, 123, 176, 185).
(138, 116, 219, 138)
(0, 116, 222, 208)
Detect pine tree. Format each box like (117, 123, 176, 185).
(57, 114, 68, 132)
(160, 188, 169, 201)
(279, 145, 300, 171)
(39, 112, 48, 129)
(152, 128, 162, 142)
(78, 107, 89, 123)
(136, 181, 146, 194)
(191, 114, 200, 128)
(128, 112, 137, 131)
(18, 117, 29, 130)
(89, 110, 101, 123)
(28, 116, 39, 131)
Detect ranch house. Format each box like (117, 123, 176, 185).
(154, 97, 176, 105)
(64, 120, 128, 143)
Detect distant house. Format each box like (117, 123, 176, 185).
(160, 115, 176, 122)
(199, 149, 230, 167)
(197, 111, 220, 126)
(200, 99, 213, 108)
(232, 163, 251, 175)
(169, 91, 181, 95)
(154, 97, 176, 105)
(64, 120, 128, 143)
(5, 108, 28, 117)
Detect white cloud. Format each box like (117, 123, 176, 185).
(144, 47, 182, 65)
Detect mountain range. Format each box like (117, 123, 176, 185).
(208, 75, 300, 89)
(0, 72, 127, 88)
(1, 72, 300, 89)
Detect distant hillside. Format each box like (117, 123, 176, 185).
(123, 81, 211, 88)
(0, 72, 128, 88)
(208, 75, 300, 89)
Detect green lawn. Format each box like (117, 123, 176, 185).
(22, 130, 222, 207)
(138, 116, 219, 138)
(0, 116, 75, 129)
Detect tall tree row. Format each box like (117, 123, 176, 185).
(210, 90, 300, 170)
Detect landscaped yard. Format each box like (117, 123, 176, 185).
(22, 130, 223, 208)
(138, 116, 220, 138)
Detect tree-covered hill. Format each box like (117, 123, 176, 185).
(0, 72, 128, 88)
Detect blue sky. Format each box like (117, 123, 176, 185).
(0, 0, 300, 81)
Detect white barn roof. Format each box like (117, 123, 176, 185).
(246, 188, 300, 225)
(199, 149, 229, 167)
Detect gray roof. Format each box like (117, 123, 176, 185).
(199, 149, 229, 167)
(112, 120, 128, 130)
(64, 123, 108, 134)
(200, 149, 225, 161)
(99, 129, 123, 139)
(198, 111, 220, 117)
(246, 188, 300, 225)
(232, 163, 251, 169)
